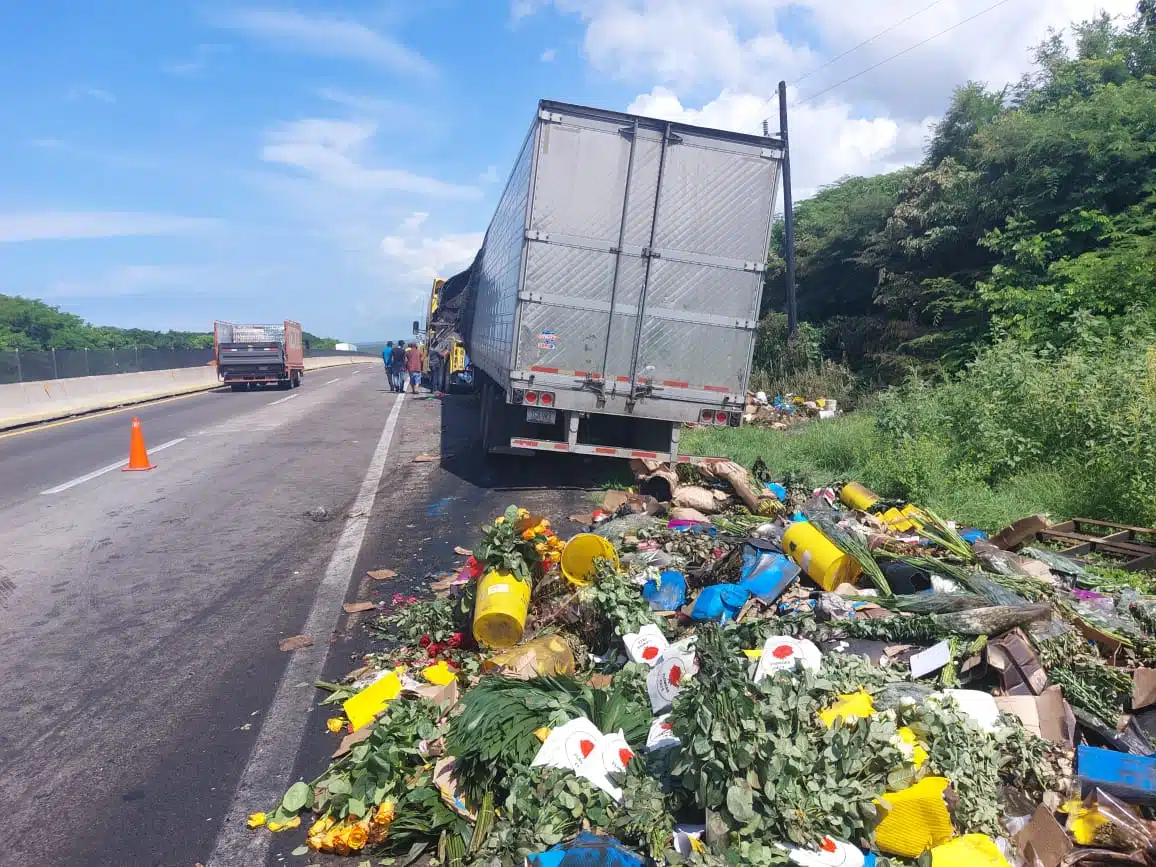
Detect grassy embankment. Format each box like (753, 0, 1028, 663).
(684, 336, 1156, 534)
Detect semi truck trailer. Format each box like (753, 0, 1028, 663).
(213, 320, 304, 391)
(458, 99, 784, 461)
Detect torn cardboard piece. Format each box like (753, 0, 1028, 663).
(1133, 669, 1156, 711)
(333, 725, 374, 758)
(367, 568, 397, 580)
(1014, 805, 1073, 867)
(278, 634, 313, 652)
(992, 514, 1051, 550)
(343, 601, 377, 613)
(987, 629, 1048, 695)
(995, 686, 1076, 746)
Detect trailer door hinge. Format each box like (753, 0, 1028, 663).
(538, 109, 563, 123)
(618, 125, 635, 138)
(760, 147, 782, 160)
(743, 261, 766, 273)
(666, 132, 683, 145)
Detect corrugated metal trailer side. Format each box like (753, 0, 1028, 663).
(467, 99, 784, 459)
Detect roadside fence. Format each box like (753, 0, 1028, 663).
(0, 348, 375, 385)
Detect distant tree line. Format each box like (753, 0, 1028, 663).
(0, 294, 340, 352)
(761, 10, 1156, 382)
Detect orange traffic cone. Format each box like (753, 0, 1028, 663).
(123, 417, 156, 471)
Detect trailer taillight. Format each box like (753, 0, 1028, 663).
(700, 409, 714, 423)
(524, 391, 539, 404)
(539, 392, 554, 406)
(714, 411, 728, 425)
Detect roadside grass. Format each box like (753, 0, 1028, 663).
(682, 414, 1076, 533)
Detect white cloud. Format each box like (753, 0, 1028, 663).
(400, 211, 429, 231)
(68, 86, 116, 104)
(478, 165, 500, 185)
(213, 8, 434, 76)
(164, 43, 229, 77)
(630, 87, 932, 198)
(521, 0, 1135, 196)
(540, 47, 557, 62)
(262, 118, 483, 200)
(380, 232, 483, 298)
(313, 87, 398, 116)
(44, 265, 210, 298)
(0, 212, 216, 243)
(523, 1, 1135, 118)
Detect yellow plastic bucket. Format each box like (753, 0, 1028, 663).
(560, 533, 619, 587)
(782, 521, 862, 591)
(839, 482, 880, 511)
(472, 569, 531, 649)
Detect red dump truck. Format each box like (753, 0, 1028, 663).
(213, 320, 304, 390)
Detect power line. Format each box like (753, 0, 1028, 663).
(793, 0, 1019, 106)
(793, 0, 947, 86)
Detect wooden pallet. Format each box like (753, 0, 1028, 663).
(1036, 518, 1156, 571)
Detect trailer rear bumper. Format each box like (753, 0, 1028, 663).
(509, 437, 723, 464)
(509, 369, 742, 425)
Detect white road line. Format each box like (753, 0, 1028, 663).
(324, 377, 340, 385)
(207, 394, 405, 867)
(40, 438, 188, 495)
(267, 393, 298, 406)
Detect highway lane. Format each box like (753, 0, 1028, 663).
(0, 364, 387, 508)
(0, 374, 618, 867)
(0, 368, 395, 867)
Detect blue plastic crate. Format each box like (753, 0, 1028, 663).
(1078, 745, 1156, 803)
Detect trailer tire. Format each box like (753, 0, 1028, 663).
(292, 370, 302, 388)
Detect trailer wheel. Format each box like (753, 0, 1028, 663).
(292, 370, 301, 388)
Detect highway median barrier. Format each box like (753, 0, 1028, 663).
(0, 355, 378, 431)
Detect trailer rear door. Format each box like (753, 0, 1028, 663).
(632, 127, 780, 397)
(514, 105, 779, 402)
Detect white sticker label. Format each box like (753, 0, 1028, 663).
(909, 640, 951, 679)
(487, 583, 509, 596)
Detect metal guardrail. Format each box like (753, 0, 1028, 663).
(0, 348, 375, 384)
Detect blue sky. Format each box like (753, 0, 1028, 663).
(0, 0, 1123, 342)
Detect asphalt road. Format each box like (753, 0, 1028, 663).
(0, 370, 620, 867)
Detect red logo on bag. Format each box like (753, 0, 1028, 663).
(772, 644, 794, 659)
(642, 646, 659, 661)
(669, 664, 682, 686)
(579, 739, 595, 758)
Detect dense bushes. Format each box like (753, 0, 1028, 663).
(689, 321, 1156, 530)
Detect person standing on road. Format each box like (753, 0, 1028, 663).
(390, 340, 407, 393)
(382, 342, 394, 389)
(404, 341, 423, 395)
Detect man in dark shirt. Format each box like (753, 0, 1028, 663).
(389, 341, 407, 392)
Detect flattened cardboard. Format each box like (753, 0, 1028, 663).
(1014, 805, 1072, 867)
(992, 514, 1050, 550)
(987, 629, 1048, 695)
(332, 724, 373, 758)
(1133, 668, 1156, 710)
(995, 686, 1075, 746)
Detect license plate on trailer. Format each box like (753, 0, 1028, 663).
(525, 407, 556, 424)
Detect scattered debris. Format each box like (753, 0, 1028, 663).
(367, 568, 397, 581)
(278, 634, 313, 652)
(250, 471, 1156, 867)
(342, 601, 377, 614)
(413, 454, 439, 463)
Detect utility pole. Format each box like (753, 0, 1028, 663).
(778, 80, 798, 337)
